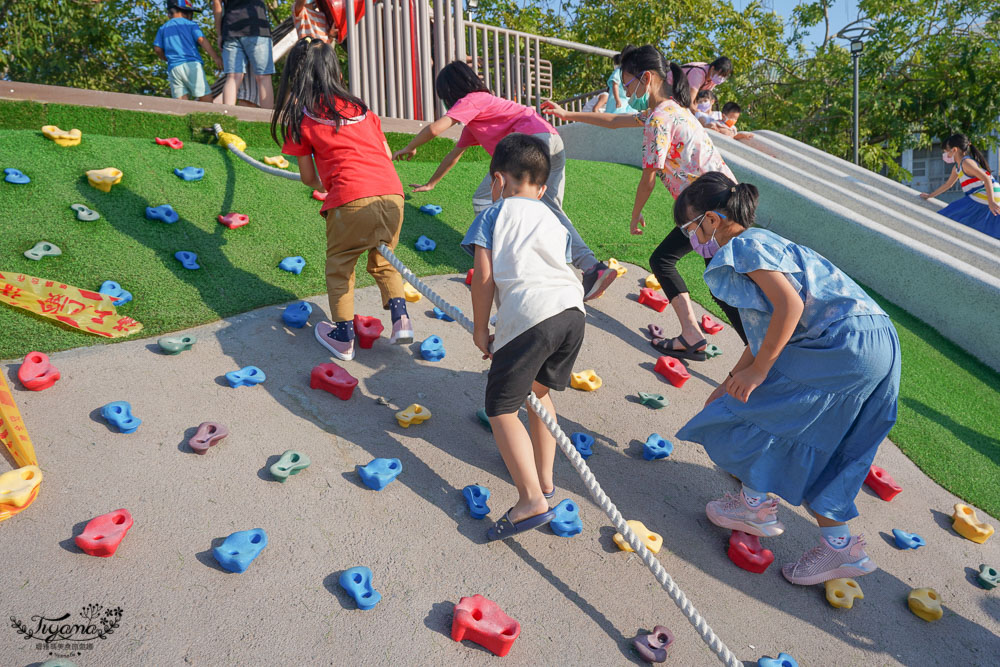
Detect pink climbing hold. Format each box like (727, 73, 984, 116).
(701, 314, 724, 334)
(218, 212, 249, 229)
(654, 356, 690, 388)
(188, 422, 229, 454)
(638, 288, 669, 313)
(310, 361, 359, 400)
(312, 190, 328, 201)
(353, 314, 384, 349)
(17, 351, 60, 391)
(155, 137, 183, 149)
(74, 509, 134, 557)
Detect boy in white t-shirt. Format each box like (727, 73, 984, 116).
(462, 134, 586, 541)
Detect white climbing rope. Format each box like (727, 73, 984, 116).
(214, 132, 742, 666)
(376, 244, 742, 667)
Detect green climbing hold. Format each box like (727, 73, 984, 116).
(157, 335, 197, 355)
(978, 564, 999, 589)
(705, 344, 722, 358)
(270, 449, 311, 482)
(638, 392, 668, 409)
(70, 203, 100, 221)
(476, 407, 492, 432)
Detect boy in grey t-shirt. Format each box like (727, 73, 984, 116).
(462, 134, 586, 541)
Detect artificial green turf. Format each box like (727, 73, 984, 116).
(1, 120, 998, 519)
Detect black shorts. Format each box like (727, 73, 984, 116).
(485, 308, 585, 417)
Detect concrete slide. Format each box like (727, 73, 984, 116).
(558, 122, 1000, 372)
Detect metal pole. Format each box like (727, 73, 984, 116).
(383, 0, 397, 117)
(402, 0, 414, 119)
(346, 0, 359, 96)
(852, 51, 860, 165)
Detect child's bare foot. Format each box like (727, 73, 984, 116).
(509, 497, 550, 524)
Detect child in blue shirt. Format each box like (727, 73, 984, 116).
(674, 171, 901, 586)
(154, 1, 222, 101)
(462, 134, 586, 541)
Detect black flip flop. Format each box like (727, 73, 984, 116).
(487, 507, 556, 541)
(651, 335, 708, 361)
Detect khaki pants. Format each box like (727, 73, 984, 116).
(323, 194, 405, 322)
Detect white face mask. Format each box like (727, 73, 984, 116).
(942, 152, 955, 164)
(697, 101, 711, 112)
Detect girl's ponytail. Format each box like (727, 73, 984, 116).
(728, 182, 759, 228)
(667, 62, 691, 108)
(673, 172, 758, 229)
(969, 143, 991, 173)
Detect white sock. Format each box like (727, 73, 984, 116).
(820, 524, 851, 549)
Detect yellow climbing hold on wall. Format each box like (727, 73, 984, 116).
(0, 465, 42, 508)
(952, 503, 995, 544)
(218, 131, 247, 152)
(263, 155, 290, 169)
(825, 578, 863, 609)
(606, 258, 627, 277)
(403, 282, 422, 303)
(907, 588, 943, 622)
(395, 404, 431, 428)
(570, 370, 602, 391)
(86, 168, 123, 193)
(613, 520, 662, 554)
(645, 274, 661, 290)
(41, 125, 82, 146)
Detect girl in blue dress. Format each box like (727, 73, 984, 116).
(920, 133, 1000, 239)
(674, 172, 901, 585)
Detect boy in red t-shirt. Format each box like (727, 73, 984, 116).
(273, 38, 411, 360)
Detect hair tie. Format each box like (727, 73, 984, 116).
(731, 187, 736, 193)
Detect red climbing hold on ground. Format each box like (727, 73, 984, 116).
(638, 288, 669, 312)
(701, 314, 724, 334)
(218, 212, 249, 229)
(727, 530, 775, 574)
(353, 314, 384, 349)
(155, 137, 183, 149)
(17, 351, 60, 391)
(451, 594, 521, 657)
(310, 362, 359, 400)
(312, 190, 327, 201)
(74, 509, 134, 557)
(654, 356, 690, 388)
(865, 464, 902, 501)
(465, 268, 475, 285)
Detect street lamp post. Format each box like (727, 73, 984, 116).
(837, 21, 876, 166)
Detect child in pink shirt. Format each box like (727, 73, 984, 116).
(392, 61, 617, 301)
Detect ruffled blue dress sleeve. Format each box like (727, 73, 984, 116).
(702, 229, 804, 312)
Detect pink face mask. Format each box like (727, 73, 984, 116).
(711, 75, 726, 85)
(942, 152, 955, 164)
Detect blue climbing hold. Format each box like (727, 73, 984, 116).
(420, 335, 445, 362)
(415, 235, 436, 251)
(432, 306, 455, 322)
(212, 528, 267, 573)
(282, 301, 313, 328)
(175, 251, 200, 269)
(643, 434, 673, 461)
(225, 366, 266, 388)
(357, 458, 402, 490)
(892, 528, 926, 550)
(462, 484, 491, 519)
(101, 401, 141, 434)
(279, 256, 306, 274)
(98, 280, 133, 305)
(4, 168, 30, 184)
(419, 204, 442, 215)
(339, 566, 381, 610)
(145, 204, 179, 224)
(174, 166, 204, 181)
(551, 499, 582, 537)
(758, 653, 798, 667)
(570, 432, 594, 459)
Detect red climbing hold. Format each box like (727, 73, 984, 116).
(353, 314, 384, 349)
(654, 356, 690, 388)
(218, 212, 249, 229)
(638, 288, 669, 313)
(465, 268, 474, 285)
(451, 594, 521, 657)
(310, 362, 359, 400)
(17, 351, 60, 391)
(727, 530, 775, 574)
(701, 314, 724, 334)
(154, 137, 183, 149)
(312, 190, 327, 201)
(864, 464, 902, 501)
(74, 509, 134, 557)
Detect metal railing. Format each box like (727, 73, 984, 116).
(547, 87, 608, 126)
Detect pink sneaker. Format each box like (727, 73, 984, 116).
(705, 492, 785, 537)
(582, 262, 617, 302)
(314, 321, 355, 361)
(782, 535, 877, 585)
(389, 315, 413, 345)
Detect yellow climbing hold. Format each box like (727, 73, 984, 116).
(218, 131, 247, 152)
(86, 168, 123, 193)
(42, 125, 82, 146)
(395, 404, 431, 428)
(570, 369, 602, 391)
(607, 258, 627, 277)
(825, 578, 863, 609)
(263, 155, 289, 169)
(613, 520, 662, 554)
(645, 274, 661, 290)
(403, 282, 422, 303)
(0, 465, 42, 508)
(952, 503, 995, 544)
(908, 588, 943, 622)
